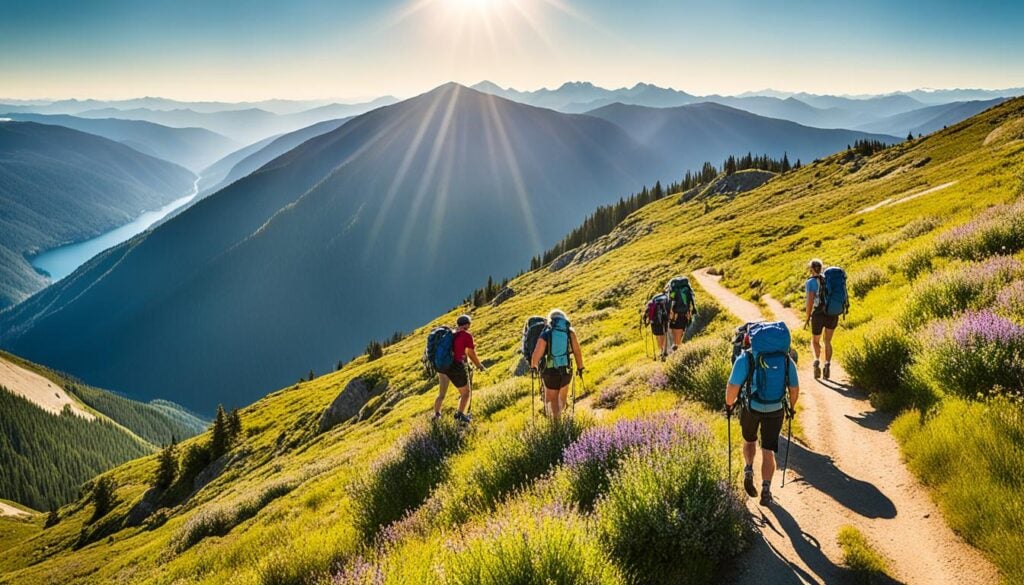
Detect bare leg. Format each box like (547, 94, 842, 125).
(761, 448, 777, 483)
(433, 374, 450, 414)
(670, 328, 684, 347)
(822, 327, 836, 363)
(656, 334, 666, 355)
(547, 388, 562, 420)
(559, 386, 569, 412)
(457, 386, 470, 414)
(743, 440, 756, 467)
(811, 334, 822, 362)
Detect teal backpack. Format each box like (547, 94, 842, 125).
(544, 317, 572, 370)
(667, 277, 695, 315)
(742, 321, 792, 413)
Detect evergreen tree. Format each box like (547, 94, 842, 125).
(308, 369, 315, 382)
(366, 340, 384, 361)
(228, 409, 243, 442)
(907, 131, 914, 141)
(781, 152, 791, 173)
(91, 476, 116, 522)
(153, 439, 178, 490)
(210, 405, 230, 460)
(44, 507, 60, 529)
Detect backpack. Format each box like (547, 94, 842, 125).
(731, 322, 756, 364)
(521, 316, 547, 362)
(424, 326, 455, 374)
(645, 294, 670, 325)
(815, 267, 849, 317)
(666, 277, 694, 315)
(544, 317, 572, 370)
(741, 321, 792, 413)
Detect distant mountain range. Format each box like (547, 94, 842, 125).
(854, 98, 1008, 136)
(0, 113, 238, 172)
(0, 96, 390, 116)
(0, 121, 195, 308)
(0, 83, 895, 412)
(470, 81, 1021, 132)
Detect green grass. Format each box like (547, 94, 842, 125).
(3, 98, 1024, 584)
(837, 525, 891, 584)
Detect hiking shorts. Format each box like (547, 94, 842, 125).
(443, 361, 469, 388)
(541, 367, 573, 390)
(650, 321, 666, 336)
(669, 313, 690, 330)
(740, 407, 785, 452)
(811, 312, 839, 335)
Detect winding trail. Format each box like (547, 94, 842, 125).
(691, 269, 999, 585)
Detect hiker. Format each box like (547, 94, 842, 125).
(666, 276, 697, 351)
(521, 315, 550, 415)
(642, 293, 671, 359)
(530, 309, 584, 421)
(432, 315, 486, 423)
(725, 321, 799, 506)
(804, 259, 848, 379)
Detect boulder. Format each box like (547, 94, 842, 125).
(490, 287, 515, 306)
(319, 376, 385, 433)
(548, 250, 576, 272)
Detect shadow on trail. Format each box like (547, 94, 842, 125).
(817, 378, 864, 399)
(843, 409, 894, 433)
(784, 439, 897, 520)
(759, 504, 847, 584)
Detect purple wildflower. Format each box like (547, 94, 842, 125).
(333, 556, 385, 585)
(951, 310, 1024, 346)
(563, 413, 706, 470)
(648, 369, 669, 390)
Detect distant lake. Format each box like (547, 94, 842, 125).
(30, 186, 197, 283)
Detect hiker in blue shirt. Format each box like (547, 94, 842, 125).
(530, 309, 584, 421)
(725, 326, 800, 506)
(805, 258, 837, 379)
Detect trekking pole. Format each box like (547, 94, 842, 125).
(467, 367, 474, 416)
(781, 403, 794, 487)
(530, 370, 536, 425)
(726, 406, 733, 483)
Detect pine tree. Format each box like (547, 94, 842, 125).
(91, 476, 116, 522)
(906, 131, 914, 141)
(228, 409, 243, 443)
(308, 369, 315, 381)
(44, 506, 60, 528)
(210, 405, 230, 460)
(153, 439, 178, 490)
(781, 152, 791, 173)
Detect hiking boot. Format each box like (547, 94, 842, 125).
(431, 411, 442, 422)
(813, 361, 821, 379)
(454, 412, 472, 424)
(671, 344, 679, 352)
(759, 490, 773, 506)
(823, 363, 831, 380)
(743, 471, 757, 498)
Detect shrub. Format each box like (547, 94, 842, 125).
(593, 383, 629, 410)
(442, 418, 586, 523)
(596, 437, 747, 585)
(563, 414, 707, 510)
(902, 256, 1022, 327)
(893, 396, 1024, 583)
(844, 324, 918, 398)
(893, 248, 933, 281)
(666, 338, 731, 409)
(441, 504, 625, 585)
(837, 525, 890, 583)
(997, 280, 1024, 321)
(898, 216, 940, 240)
(171, 478, 298, 552)
(920, 310, 1024, 399)
(349, 418, 465, 539)
(850, 266, 886, 298)
(935, 199, 1024, 260)
(476, 380, 523, 418)
(857, 235, 891, 259)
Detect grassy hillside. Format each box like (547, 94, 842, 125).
(0, 351, 206, 511)
(1, 98, 1021, 585)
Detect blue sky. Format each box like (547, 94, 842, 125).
(1, 0, 1022, 100)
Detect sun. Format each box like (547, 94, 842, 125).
(448, 0, 498, 9)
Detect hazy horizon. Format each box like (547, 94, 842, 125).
(2, 0, 1022, 102)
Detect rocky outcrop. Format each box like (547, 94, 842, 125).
(677, 169, 776, 203)
(318, 376, 387, 433)
(490, 287, 515, 306)
(548, 251, 577, 272)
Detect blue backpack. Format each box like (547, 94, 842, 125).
(817, 267, 849, 317)
(742, 321, 792, 413)
(424, 326, 455, 373)
(544, 317, 572, 370)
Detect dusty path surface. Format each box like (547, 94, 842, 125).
(692, 269, 999, 585)
(0, 355, 92, 419)
(0, 501, 30, 518)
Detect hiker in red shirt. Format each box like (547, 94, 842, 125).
(433, 314, 486, 424)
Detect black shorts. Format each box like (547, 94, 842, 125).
(541, 367, 573, 390)
(740, 407, 785, 452)
(651, 321, 666, 336)
(443, 361, 469, 388)
(669, 313, 690, 330)
(811, 312, 839, 335)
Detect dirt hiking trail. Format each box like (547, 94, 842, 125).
(692, 269, 999, 585)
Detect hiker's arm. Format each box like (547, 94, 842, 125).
(530, 339, 547, 370)
(725, 383, 741, 408)
(788, 385, 800, 409)
(570, 331, 584, 371)
(466, 347, 484, 370)
(804, 292, 815, 321)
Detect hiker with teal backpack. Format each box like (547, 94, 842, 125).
(530, 309, 584, 421)
(804, 259, 848, 379)
(666, 276, 697, 352)
(427, 314, 486, 424)
(725, 321, 800, 506)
